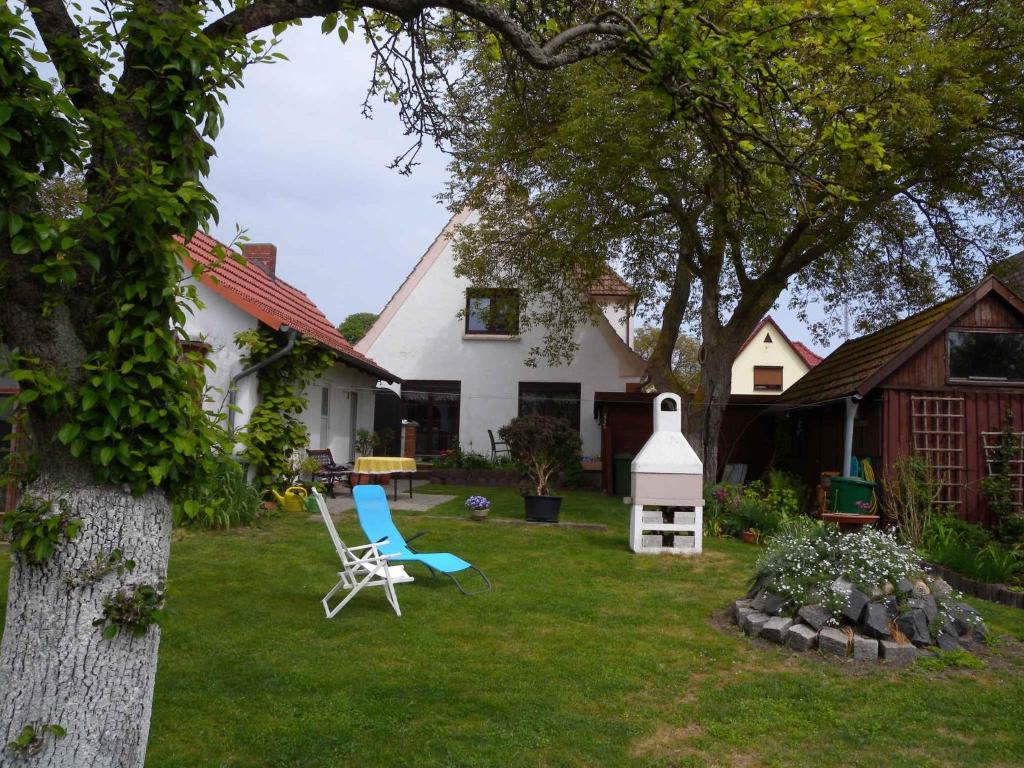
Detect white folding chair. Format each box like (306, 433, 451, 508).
(310, 488, 412, 618)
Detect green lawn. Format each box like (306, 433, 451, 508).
(3, 488, 1024, 767)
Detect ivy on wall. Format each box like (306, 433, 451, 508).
(234, 327, 334, 492)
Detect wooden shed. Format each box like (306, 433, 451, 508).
(777, 277, 1024, 526)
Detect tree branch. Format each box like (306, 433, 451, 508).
(204, 0, 628, 68)
(30, 0, 105, 111)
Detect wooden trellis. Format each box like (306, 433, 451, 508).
(911, 395, 964, 509)
(981, 429, 1024, 511)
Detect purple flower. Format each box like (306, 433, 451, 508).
(465, 495, 491, 511)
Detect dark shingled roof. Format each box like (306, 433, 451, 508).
(781, 277, 1024, 406)
(993, 250, 1024, 299)
(780, 296, 964, 405)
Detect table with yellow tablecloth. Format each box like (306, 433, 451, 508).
(353, 456, 418, 474)
(351, 456, 417, 500)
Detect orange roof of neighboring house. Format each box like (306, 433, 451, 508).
(177, 231, 398, 382)
(590, 268, 633, 298)
(792, 341, 824, 368)
(738, 315, 821, 368)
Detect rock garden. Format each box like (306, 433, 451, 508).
(730, 521, 987, 663)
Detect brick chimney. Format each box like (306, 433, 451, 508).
(241, 243, 277, 278)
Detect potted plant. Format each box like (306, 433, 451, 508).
(499, 414, 581, 523)
(465, 495, 491, 521)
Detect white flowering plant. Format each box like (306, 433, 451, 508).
(755, 524, 922, 615)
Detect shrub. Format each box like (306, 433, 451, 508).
(924, 515, 1022, 585)
(755, 526, 921, 616)
(172, 452, 265, 530)
(499, 415, 581, 496)
(882, 455, 941, 548)
(703, 481, 800, 538)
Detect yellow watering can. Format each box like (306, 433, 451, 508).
(271, 486, 308, 514)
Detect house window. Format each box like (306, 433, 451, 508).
(518, 382, 581, 430)
(948, 330, 1024, 382)
(753, 366, 784, 391)
(466, 289, 519, 335)
(401, 380, 461, 457)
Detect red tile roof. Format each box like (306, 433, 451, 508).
(792, 341, 824, 368)
(590, 268, 633, 297)
(738, 315, 821, 368)
(177, 231, 398, 382)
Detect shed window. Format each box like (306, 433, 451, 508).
(948, 330, 1024, 382)
(466, 289, 519, 335)
(518, 382, 581, 430)
(753, 366, 784, 391)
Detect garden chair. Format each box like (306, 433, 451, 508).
(488, 429, 510, 462)
(352, 485, 492, 595)
(309, 487, 412, 618)
(306, 448, 349, 497)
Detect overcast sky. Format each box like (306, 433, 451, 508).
(205, 24, 833, 353)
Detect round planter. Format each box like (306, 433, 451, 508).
(469, 506, 490, 522)
(741, 529, 759, 545)
(524, 495, 562, 523)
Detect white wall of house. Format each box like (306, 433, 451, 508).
(730, 320, 810, 395)
(357, 210, 645, 457)
(299, 364, 379, 464)
(182, 276, 260, 430)
(600, 301, 632, 346)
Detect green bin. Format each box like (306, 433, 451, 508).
(613, 453, 634, 497)
(829, 476, 875, 514)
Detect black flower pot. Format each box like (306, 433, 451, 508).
(523, 495, 562, 523)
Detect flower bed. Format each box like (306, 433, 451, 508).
(732, 522, 987, 663)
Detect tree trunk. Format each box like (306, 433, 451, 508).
(686, 333, 738, 486)
(0, 478, 170, 768)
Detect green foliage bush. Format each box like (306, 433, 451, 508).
(499, 415, 581, 496)
(924, 516, 1022, 585)
(171, 452, 265, 530)
(704, 479, 801, 539)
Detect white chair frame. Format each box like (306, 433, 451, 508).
(311, 488, 411, 618)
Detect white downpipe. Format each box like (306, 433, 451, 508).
(842, 396, 861, 477)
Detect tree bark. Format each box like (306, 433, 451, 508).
(0, 479, 170, 768)
(686, 333, 737, 486)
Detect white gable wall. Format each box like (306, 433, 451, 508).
(357, 211, 645, 456)
(183, 275, 378, 462)
(182, 276, 260, 431)
(730, 321, 810, 395)
(299, 364, 379, 464)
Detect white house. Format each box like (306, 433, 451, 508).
(730, 315, 822, 395)
(355, 208, 646, 457)
(179, 232, 398, 464)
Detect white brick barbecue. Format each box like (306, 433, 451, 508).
(629, 393, 703, 555)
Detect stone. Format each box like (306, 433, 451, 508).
(818, 627, 850, 657)
(786, 623, 818, 652)
(841, 587, 870, 624)
(907, 597, 938, 625)
(879, 640, 918, 663)
(883, 596, 899, 618)
(742, 611, 771, 637)
(751, 590, 768, 612)
(746, 575, 769, 599)
(852, 634, 879, 661)
(929, 577, 952, 598)
(735, 606, 755, 625)
(732, 599, 753, 622)
(896, 577, 915, 595)
(883, 581, 895, 596)
(896, 609, 931, 646)
(798, 604, 832, 631)
(913, 579, 931, 597)
(951, 602, 983, 636)
(762, 593, 788, 616)
(861, 602, 893, 639)
(937, 631, 961, 652)
(761, 616, 794, 644)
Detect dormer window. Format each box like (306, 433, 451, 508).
(466, 288, 520, 336)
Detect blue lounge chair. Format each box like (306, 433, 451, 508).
(352, 485, 492, 595)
